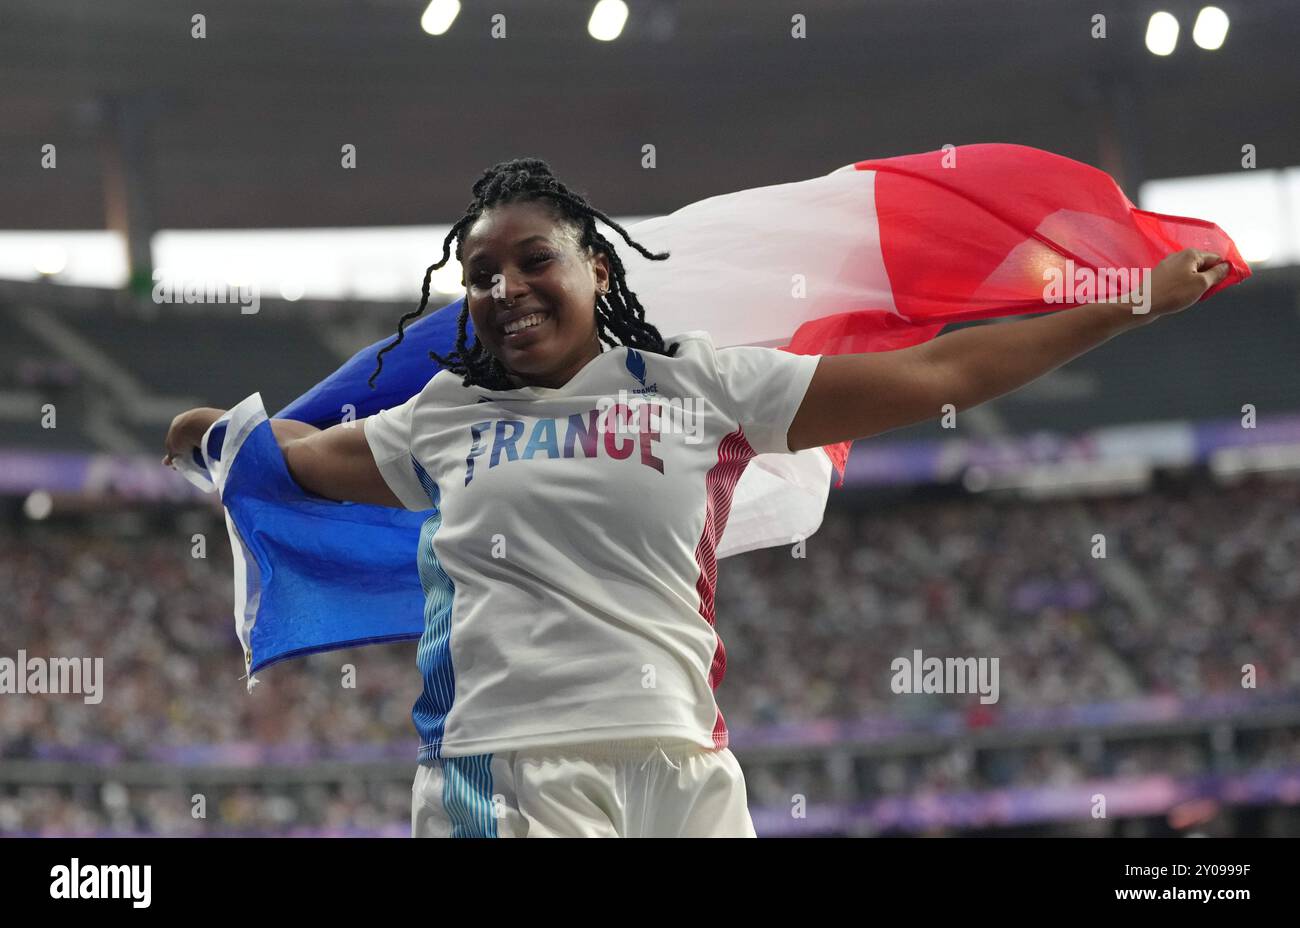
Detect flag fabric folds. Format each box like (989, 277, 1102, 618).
(176, 143, 1250, 683)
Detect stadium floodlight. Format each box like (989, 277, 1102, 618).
(588, 0, 629, 42)
(1192, 7, 1229, 51)
(420, 0, 460, 37)
(1145, 11, 1179, 56)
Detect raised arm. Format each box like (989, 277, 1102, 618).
(787, 248, 1232, 451)
(163, 408, 403, 508)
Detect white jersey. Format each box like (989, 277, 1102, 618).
(364, 330, 820, 760)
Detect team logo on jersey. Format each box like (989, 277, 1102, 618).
(625, 348, 658, 396)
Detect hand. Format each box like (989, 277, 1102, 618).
(162, 407, 225, 467)
(1141, 248, 1232, 323)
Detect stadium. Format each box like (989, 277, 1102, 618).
(2, 0, 1299, 846)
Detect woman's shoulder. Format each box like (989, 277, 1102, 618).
(663, 329, 714, 347)
(403, 368, 472, 410)
(658, 330, 719, 361)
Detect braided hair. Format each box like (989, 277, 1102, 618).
(368, 158, 678, 391)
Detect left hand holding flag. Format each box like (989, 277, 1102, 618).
(1136, 248, 1234, 325)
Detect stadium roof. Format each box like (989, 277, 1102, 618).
(2, 0, 1298, 230)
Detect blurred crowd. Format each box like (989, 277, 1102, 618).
(0, 528, 416, 758)
(2, 472, 1299, 834)
(718, 474, 1300, 727)
(0, 780, 409, 838)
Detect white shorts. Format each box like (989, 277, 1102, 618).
(411, 737, 756, 838)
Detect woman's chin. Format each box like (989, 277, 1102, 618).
(498, 339, 553, 371)
(496, 343, 561, 382)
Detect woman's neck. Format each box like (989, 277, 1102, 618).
(502, 339, 603, 390)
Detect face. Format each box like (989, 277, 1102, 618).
(462, 200, 610, 389)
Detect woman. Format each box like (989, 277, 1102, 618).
(165, 158, 1231, 837)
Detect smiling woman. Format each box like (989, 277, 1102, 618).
(368, 158, 680, 392)
(161, 144, 1249, 841)
(312, 157, 824, 838)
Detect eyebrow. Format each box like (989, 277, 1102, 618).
(465, 235, 552, 268)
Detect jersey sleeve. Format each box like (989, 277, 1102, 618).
(709, 340, 822, 455)
(362, 395, 434, 511)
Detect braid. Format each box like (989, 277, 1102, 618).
(369, 158, 677, 391)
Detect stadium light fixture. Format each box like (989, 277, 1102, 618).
(420, 0, 460, 36)
(1145, 12, 1179, 56)
(588, 0, 629, 42)
(1192, 7, 1229, 50)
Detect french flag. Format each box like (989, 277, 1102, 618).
(177, 143, 1250, 680)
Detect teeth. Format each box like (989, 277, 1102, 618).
(504, 313, 545, 334)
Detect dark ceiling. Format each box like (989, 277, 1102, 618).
(1, 0, 1297, 230)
